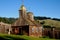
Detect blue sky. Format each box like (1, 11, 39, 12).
(0, 0, 60, 18)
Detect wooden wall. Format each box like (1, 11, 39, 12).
(29, 25, 42, 37)
(43, 28, 60, 39)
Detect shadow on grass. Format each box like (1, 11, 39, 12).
(0, 36, 27, 40)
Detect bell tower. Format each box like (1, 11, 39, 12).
(19, 5, 26, 18)
(19, 0, 27, 25)
(19, 0, 27, 18)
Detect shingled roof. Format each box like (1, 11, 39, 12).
(12, 17, 41, 27)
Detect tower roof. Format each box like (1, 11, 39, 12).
(19, 5, 26, 10)
(27, 12, 33, 14)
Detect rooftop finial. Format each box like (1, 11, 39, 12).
(19, 0, 26, 10)
(22, 0, 24, 5)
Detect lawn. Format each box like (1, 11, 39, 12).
(0, 33, 58, 40)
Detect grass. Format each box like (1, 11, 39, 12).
(0, 33, 58, 40)
(37, 19, 60, 28)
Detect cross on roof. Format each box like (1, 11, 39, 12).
(22, 0, 24, 5)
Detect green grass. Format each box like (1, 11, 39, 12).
(0, 33, 58, 40)
(37, 19, 60, 28)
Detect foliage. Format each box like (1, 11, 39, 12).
(37, 19, 60, 28)
(0, 33, 56, 40)
(34, 16, 60, 21)
(0, 17, 17, 24)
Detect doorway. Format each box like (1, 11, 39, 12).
(19, 27, 22, 35)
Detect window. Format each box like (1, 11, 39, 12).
(6, 29, 9, 32)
